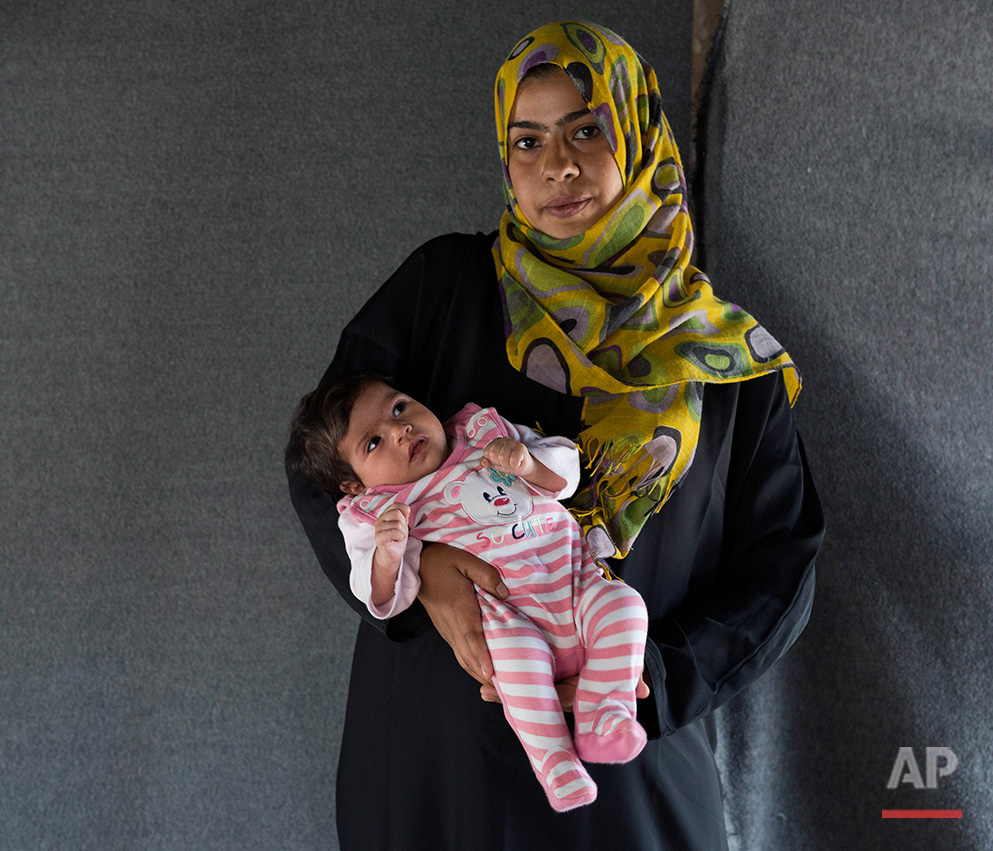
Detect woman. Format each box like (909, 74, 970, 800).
(288, 20, 824, 850)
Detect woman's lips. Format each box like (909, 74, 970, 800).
(542, 195, 591, 219)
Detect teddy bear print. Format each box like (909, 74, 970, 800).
(443, 468, 534, 526)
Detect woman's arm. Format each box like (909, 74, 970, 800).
(417, 543, 509, 685)
(287, 233, 510, 643)
(638, 374, 825, 737)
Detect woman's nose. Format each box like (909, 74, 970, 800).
(542, 140, 579, 181)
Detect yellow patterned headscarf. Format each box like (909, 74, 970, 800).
(493, 21, 800, 560)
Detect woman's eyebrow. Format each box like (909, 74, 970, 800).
(557, 108, 593, 126)
(508, 119, 545, 131)
(508, 109, 593, 132)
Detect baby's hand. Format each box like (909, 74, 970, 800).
(375, 503, 411, 563)
(481, 437, 534, 478)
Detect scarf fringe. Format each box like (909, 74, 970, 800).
(569, 432, 674, 560)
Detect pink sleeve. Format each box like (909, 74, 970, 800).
(338, 507, 423, 620)
(498, 415, 580, 500)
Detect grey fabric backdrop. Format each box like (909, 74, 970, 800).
(700, 1, 993, 848)
(1, 3, 691, 850)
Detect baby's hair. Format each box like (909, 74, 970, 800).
(285, 372, 392, 494)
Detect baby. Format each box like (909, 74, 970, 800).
(287, 373, 649, 812)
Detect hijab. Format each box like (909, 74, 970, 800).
(493, 21, 800, 560)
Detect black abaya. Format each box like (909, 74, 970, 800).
(288, 232, 825, 850)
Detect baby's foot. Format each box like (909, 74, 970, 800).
(575, 712, 647, 764)
(538, 746, 597, 812)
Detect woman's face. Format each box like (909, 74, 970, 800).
(506, 66, 623, 240)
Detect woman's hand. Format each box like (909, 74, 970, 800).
(479, 669, 651, 709)
(417, 543, 509, 685)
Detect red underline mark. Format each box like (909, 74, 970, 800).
(882, 810, 962, 819)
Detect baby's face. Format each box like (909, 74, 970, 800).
(340, 382, 449, 492)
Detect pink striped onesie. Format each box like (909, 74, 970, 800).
(338, 404, 649, 812)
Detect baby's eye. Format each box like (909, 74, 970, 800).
(366, 436, 380, 453)
(393, 400, 406, 416)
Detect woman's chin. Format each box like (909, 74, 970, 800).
(535, 217, 592, 240)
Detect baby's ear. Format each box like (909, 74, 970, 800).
(339, 479, 365, 496)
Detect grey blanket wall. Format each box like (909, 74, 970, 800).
(1, 3, 691, 850)
(700, 1, 993, 848)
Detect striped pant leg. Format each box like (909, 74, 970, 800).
(572, 574, 649, 764)
(477, 590, 597, 812)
